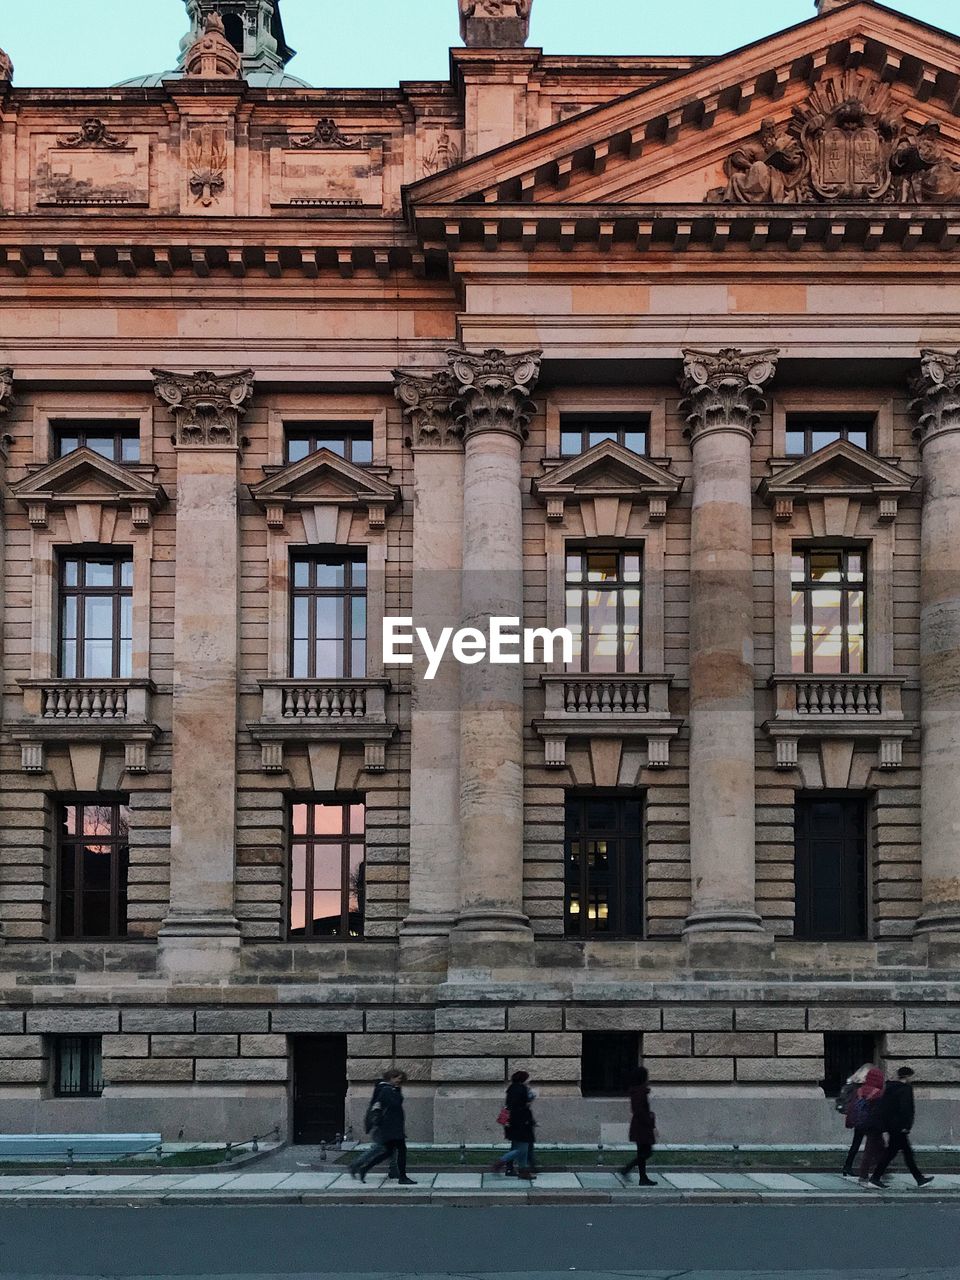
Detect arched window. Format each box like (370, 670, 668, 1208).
(222, 12, 245, 53)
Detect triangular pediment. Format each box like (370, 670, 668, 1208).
(13, 448, 166, 510)
(407, 3, 960, 215)
(251, 449, 400, 529)
(533, 440, 681, 524)
(760, 439, 916, 501)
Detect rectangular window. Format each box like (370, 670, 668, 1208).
(565, 549, 641, 673)
(821, 1031, 877, 1099)
(784, 415, 873, 456)
(581, 1031, 641, 1096)
(794, 796, 867, 942)
(560, 416, 648, 458)
(53, 422, 141, 464)
(53, 1035, 104, 1098)
(565, 793, 643, 938)
(284, 424, 373, 466)
(59, 554, 133, 680)
(790, 548, 865, 675)
(288, 797, 365, 940)
(57, 799, 130, 941)
(290, 554, 366, 679)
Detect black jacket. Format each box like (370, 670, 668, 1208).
(370, 1080, 406, 1142)
(504, 1080, 535, 1144)
(880, 1079, 915, 1134)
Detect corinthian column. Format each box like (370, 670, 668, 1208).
(152, 368, 254, 979)
(448, 347, 541, 960)
(912, 351, 960, 938)
(680, 348, 777, 944)
(393, 369, 463, 960)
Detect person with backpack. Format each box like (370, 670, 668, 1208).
(350, 1068, 416, 1185)
(847, 1065, 887, 1188)
(620, 1065, 657, 1186)
(837, 1063, 873, 1178)
(868, 1066, 934, 1189)
(491, 1069, 536, 1180)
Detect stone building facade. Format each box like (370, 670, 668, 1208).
(2, 0, 960, 1144)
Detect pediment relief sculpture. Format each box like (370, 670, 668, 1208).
(710, 72, 960, 205)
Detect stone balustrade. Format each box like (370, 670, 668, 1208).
(534, 672, 680, 769)
(13, 679, 159, 775)
(766, 673, 912, 770)
(253, 678, 395, 774)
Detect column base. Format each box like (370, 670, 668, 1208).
(158, 913, 241, 981)
(915, 908, 960, 970)
(450, 911, 534, 971)
(683, 910, 773, 969)
(399, 915, 457, 973)
(914, 905, 960, 936)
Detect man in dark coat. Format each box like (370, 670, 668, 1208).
(350, 1069, 416, 1185)
(869, 1066, 934, 1189)
(620, 1066, 657, 1186)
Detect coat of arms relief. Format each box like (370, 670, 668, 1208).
(710, 72, 960, 204)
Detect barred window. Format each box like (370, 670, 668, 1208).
(53, 1035, 103, 1098)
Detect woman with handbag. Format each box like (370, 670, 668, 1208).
(620, 1066, 657, 1186)
(491, 1069, 536, 1180)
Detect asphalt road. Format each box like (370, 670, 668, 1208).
(1, 1204, 960, 1278)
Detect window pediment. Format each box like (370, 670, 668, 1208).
(533, 440, 681, 525)
(759, 439, 915, 524)
(12, 448, 166, 530)
(250, 448, 400, 531)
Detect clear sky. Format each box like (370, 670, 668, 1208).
(2, 0, 956, 88)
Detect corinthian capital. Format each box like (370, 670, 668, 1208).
(680, 347, 779, 441)
(393, 368, 461, 449)
(911, 350, 960, 443)
(152, 368, 255, 449)
(0, 367, 13, 414)
(448, 347, 542, 441)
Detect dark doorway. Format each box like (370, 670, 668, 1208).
(794, 795, 868, 940)
(581, 1030, 641, 1096)
(821, 1030, 878, 1098)
(291, 1035, 347, 1144)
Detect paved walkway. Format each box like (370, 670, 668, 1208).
(0, 1167, 955, 1203)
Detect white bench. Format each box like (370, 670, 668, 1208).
(0, 1133, 161, 1162)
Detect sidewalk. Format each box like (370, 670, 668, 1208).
(0, 1167, 956, 1205)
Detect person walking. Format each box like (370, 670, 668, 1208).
(491, 1070, 536, 1180)
(350, 1069, 416, 1185)
(850, 1065, 887, 1189)
(620, 1066, 657, 1186)
(838, 1063, 873, 1178)
(349, 1073, 400, 1180)
(869, 1066, 934, 1189)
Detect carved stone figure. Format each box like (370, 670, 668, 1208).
(892, 123, 960, 205)
(0, 47, 13, 83)
(459, 0, 533, 47)
(423, 128, 462, 176)
(0, 367, 13, 414)
(181, 12, 243, 79)
(186, 126, 228, 207)
(152, 368, 255, 449)
(708, 73, 959, 206)
(59, 119, 126, 150)
(710, 118, 804, 204)
(291, 118, 361, 150)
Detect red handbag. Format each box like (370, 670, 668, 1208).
(496, 1106, 510, 1127)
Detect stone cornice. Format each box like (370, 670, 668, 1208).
(152, 367, 255, 449)
(911, 349, 960, 443)
(448, 346, 542, 442)
(680, 347, 779, 441)
(393, 368, 461, 450)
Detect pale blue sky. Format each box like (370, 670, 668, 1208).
(2, 0, 956, 88)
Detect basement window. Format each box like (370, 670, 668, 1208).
(821, 1031, 878, 1098)
(53, 1035, 104, 1098)
(581, 1030, 641, 1096)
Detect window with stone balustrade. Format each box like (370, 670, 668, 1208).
(564, 549, 642, 674)
(58, 553, 133, 681)
(289, 553, 367, 680)
(790, 548, 866, 676)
